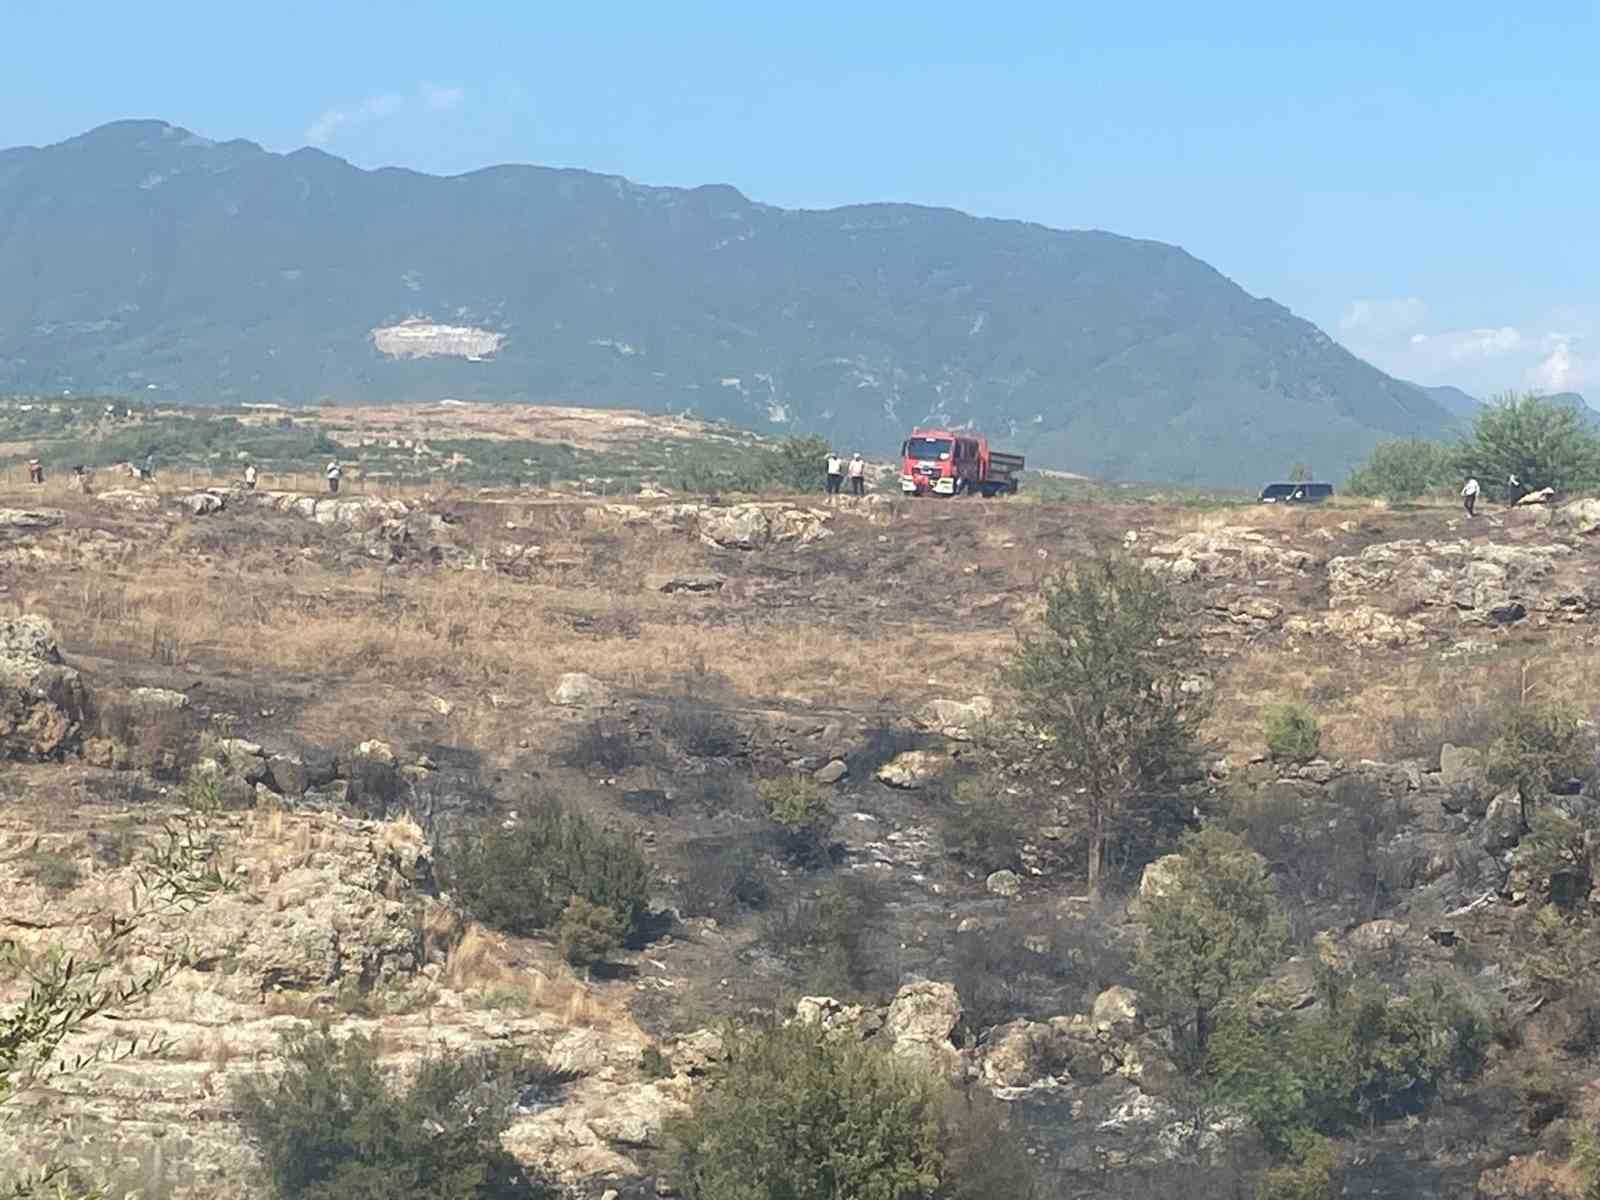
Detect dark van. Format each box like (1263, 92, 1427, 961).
(1259, 482, 1333, 504)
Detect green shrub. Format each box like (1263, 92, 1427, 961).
(940, 781, 1023, 874)
(440, 796, 652, 940)
(759, 775, 834, 863)
(26, 852, 81, 893)
(1485, 705, 1590, 803)
(1256, 1131, 1336, 1200)
(1264, 703, 1322, 764)
(1515, 807, 1596, 909)
(556, 896, 627, 968)
(1343, 439, 1450, 502)
(235, 1027, 551, 1199)
(1208, 974, 1492, 1152)
(670, 1021, 1034, 1200)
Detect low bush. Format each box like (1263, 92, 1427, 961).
(235, 1027, 552, 1199)
(939, 781, 1024, 874)
(564, 720, 637, 773)
(670, 1021, 1036, 1200)
(27, 851, 81, 892)
(440, 795, 652, 941)
(762, 877, 892, 997)
(1256, 1131, 1337, 1200)
(556, 896, 628, 969)
(758, 774, 834, 864)
(659, 699, 743, 758)
(678, 838, 771, 918)
(1264, 703, 1322, 764)
(1208, 973, 1493, 1153)
(1486, 705, 1591, 804)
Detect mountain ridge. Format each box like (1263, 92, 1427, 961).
(0, 119, 1462, 484)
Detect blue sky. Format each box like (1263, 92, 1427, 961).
(3, 0, 1596, 397)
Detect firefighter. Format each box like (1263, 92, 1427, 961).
(848, 453, 866, 496)
(326, 459, 342, 495)
(1461, 476, 1480, 517)
(825, 451, 844, 495)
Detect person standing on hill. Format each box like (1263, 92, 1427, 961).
(26, 459, 43, 485)
(1507, 473, 1524, 504)
(825, 451, 844, 495)
(243, 462, 258, 490)
(326, 459, 342, 495)
(848, 453, 866, 496)
(1461, 476, 1480, 517)
(142, 453, 155, 483)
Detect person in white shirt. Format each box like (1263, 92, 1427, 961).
(243, 462, 258, 490)
(326, 460, 342, 495)
(1461, 477, 1480, 517)
(847, 453, 866, 496)
(825, 452, 844, 495)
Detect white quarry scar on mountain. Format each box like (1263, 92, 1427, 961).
(371, 319, 504, 360)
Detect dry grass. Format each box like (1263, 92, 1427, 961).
(439, 924, 618, 1028)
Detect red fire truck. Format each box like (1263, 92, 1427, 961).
(898, 429, 1025, 497)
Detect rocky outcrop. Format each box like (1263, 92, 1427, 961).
(0, 614, 86, 759)
(1143, 528, 1314, 581)
(645, 571, 726, 594)
(1327, 539, 1598, 624)
(253, 491, 410, 526)
(1287, 605, 1428, 648)
(96, 487, 163, 512)
(0, 507, 65, 529)
(583, 501, 831, 550)
(181, 489, 228, 516)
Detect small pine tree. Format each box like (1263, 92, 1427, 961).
(1264, 703, 1322, 763)
(1135, 828, 1287, 1061)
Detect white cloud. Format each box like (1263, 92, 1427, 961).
(1337, 296, 1598, 400)
(1531, 341, 1575, 392)
(306, 83, 466, 146)
(421, 83, 464, 111)
(307, 92, 403, 145)
(1338, 296, 1428, 340)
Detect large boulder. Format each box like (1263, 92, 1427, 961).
(914, 696, 994, 741)
(548, 673, 612, 708)
(1481, 791, 1526, 852)
(698, 505, 770, 550)
(883, 981, 963, 1076)
(981, 1020, 1060, 1089)
(0, 615, 86, 760)
(874, 750, 949, 790)
(1137, 854, 1185, 903)
(1092, 986, 1143, 1038)
(95, 488, 162, 513)
(1559, 498, 1600, 535)
(182, 490, 228, 516)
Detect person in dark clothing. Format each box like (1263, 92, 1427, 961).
(1461, 477, 1479, 517)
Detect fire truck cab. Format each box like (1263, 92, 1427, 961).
(899, 429, 1023, 497)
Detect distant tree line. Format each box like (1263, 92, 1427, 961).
(1345, 391, 1600, 502)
